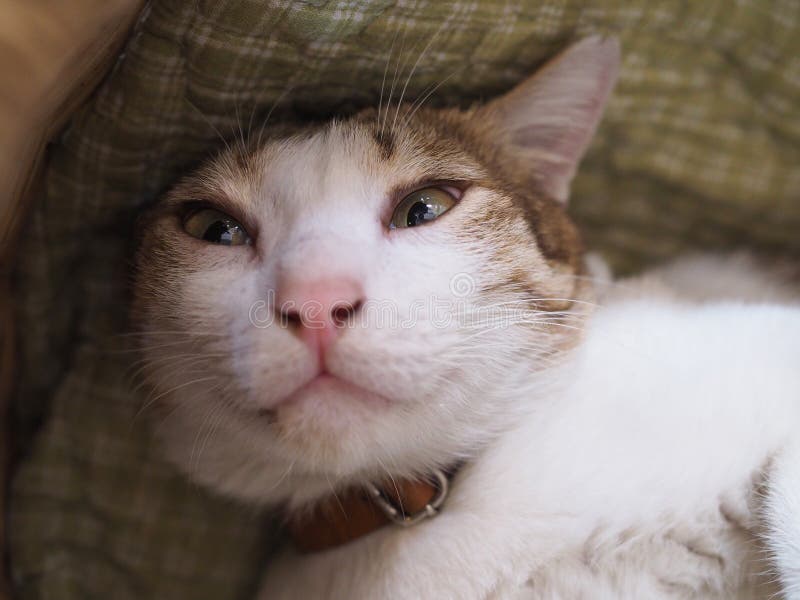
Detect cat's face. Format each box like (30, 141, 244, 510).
(133, 36, 619, 506)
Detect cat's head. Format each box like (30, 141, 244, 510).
(133, 36, 619, 506)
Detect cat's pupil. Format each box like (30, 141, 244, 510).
(204, 220, 236, 245)
(407, 201, 434, 227)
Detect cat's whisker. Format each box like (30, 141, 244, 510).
(483, 297, 599, 309)
(107, 340, 201, 356)
(451, 323, 583, 347)
(444, 343, 564, 365)
(377, 26, 402, 127)
(375, 454, 404, 515)
(132, 367, 215, 413)
(324, 472, 347, 519)
(381, 25, 409, 133)
(114, 330, 229, 338)
(190, 395, 227, 473)
(458, 321, 583, 336)
(194, 397, 231, 470)
(562, 272, 621, 286)
(185, 97, 233, 154)
(391, 17, 450, 134)
(125, 347, 225, 368)
(245, 100, 259, 150)
(234, 101, 244, 154)
(402, 66, 464, 126)
(455, 311, 576, 324)
(459, 309, 583, 321)
(124, 340, 209, 357)
(454, 303, 586, 319)
(266, 458, 297, 493)
(256, 84, 295, 150)
(137, 375, 217, 418)
(128, 353, 224, 390)
(439, 341, 561, 367)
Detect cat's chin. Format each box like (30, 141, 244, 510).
(262, 373, 399, 475)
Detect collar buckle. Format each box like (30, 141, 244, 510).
(365, 468, 449, 527)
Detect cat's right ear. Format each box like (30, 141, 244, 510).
(476, 36, 620, 204)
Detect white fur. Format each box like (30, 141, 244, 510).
(765, 439, 800, 597)
(257, 265, 800, 599)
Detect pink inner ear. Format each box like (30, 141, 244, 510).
(510, 125, 576, 192)
(483, 36, 620, 204)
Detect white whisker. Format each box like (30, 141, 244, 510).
(391, 18, 450, 134)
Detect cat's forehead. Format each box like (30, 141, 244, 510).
(205, 112, 489, 215)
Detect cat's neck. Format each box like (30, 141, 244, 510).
(281, 358, 578, 510)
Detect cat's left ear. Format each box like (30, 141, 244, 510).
(476, 36, 620, 204)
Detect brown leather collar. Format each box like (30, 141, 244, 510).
(287, 469, 450, 553)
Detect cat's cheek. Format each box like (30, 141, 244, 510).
(168, 252, 296, 408)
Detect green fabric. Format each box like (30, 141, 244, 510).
(9, 0, 800, 598)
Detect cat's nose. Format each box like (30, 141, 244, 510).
(275, 278, 365, 358)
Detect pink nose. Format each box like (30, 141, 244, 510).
(275, 277, 365, 360)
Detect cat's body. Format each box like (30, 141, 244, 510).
(131, 36, 800, 599)
(258, 265, 800, 599)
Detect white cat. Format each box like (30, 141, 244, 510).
(133, 36, 800, 599)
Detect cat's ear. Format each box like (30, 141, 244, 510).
(476, 36, 620, 204)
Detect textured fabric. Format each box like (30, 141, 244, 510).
(9, 0, 800, 598)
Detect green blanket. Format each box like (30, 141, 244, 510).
(10, 1, 800, 598)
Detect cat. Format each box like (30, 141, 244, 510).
(132, 36, 800, 599)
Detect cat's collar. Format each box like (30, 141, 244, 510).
(287, 468, 451, 553)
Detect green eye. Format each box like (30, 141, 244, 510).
(183, 208, 252, 246)
(390, 187, 458, 229)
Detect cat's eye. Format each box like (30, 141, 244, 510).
(183, 207, 252, 246)
(390, 187, 458, 229)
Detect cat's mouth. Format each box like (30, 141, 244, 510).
(274, 370, 391, 411)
